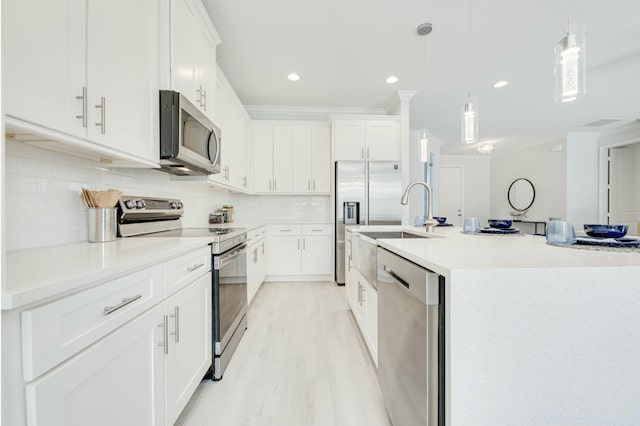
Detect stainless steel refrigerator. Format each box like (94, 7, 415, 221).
(335, 161, 402, 284)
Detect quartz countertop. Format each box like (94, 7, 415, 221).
(351, 225, 640, 276)
(2, 237, 216, 310)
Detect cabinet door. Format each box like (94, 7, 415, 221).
(194, 26, 216, 119)
(229, 106, 247, 189)
(246, 245, 259, 304)
(333, 120, 365, 161)
(25, 304, 165, 426)
(2, 0, 86, 137)
(311, 126, 331, 193)
(268, 236, 301, 275)
(301, 236, 332, 275)
(165, 274, 212, 425)
(365, 120, 400, 161)
(253, 126, 274, 193)
(171, 0, 196, 105)
(86, 0, 158, 161)
(273, 126, 294, 193)
(364, 280, 378, 365)
(292, 126, 313, 193)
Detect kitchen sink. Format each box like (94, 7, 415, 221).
(358, 231, 429, 240)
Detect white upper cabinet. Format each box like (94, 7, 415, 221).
(207, 70, 249, 192)
(332, 117, 400, 161)
(254, 122, 330, 195)
(2, 0, 86, 138)
(169, 0, 219, 121)
(292, 125, 331, 194)
(2, 0, 159, 164)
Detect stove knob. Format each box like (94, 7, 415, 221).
(177, 202, 183, 209)
(139, 200, 146, 208)
(170, 202, 177, 209)
(135, 200, 144, 209)
(124, 200, 135, 209)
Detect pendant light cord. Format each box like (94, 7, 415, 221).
(467, 0, 471, 98)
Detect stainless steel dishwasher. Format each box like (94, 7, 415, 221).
(377, 247, 444, 426)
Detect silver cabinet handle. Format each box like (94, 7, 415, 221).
(95, 96, 106, 134)
(103, 294, 142, 315)
(187, 263, 205, 272)
(202, 89, 207, 110)
(357, 282, 362, 303)
(303, 238, 306, 250)
(261, 242, 265, 254)
(308, 180, 311, 191)
(76, 86, 87, 128)
(158, 315, 169, 355)
(361, 285, 366, 304)
(196, 85, 203, 106)
(169, 306, 180, 343)
(274, 180, 277, 191)
(313, 180, 316, 191)
(280, 229, 292, 232)
(269, 180, 272, 191)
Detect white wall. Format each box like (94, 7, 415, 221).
(490, 141, 567, 224)
(440, 155, 491, 225)
(565, 132, 600, 228)
(4, 142, 330, 251)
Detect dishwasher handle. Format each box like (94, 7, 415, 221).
(380, 250, 440, 306)
(385, 267, 410, 290)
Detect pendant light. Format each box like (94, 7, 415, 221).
(420, 130, 429, 162)
(554, 17, 586, 102)
(461, 0, 478, 144)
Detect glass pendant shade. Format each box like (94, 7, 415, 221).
(476, 142, 494, 154)
(555, 22, 586, 103)
(461, 96, 478, 144)
(420, 131, 429, 162)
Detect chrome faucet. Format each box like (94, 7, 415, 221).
(400, 181, 439, 233)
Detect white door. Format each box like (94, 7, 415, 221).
(366, 120, 400, 161)
(253, 126, 274, 193)
(311, 126, 331, 193)
(86, 0, 158, 161)
(438, 166, 463, 226)
(2, 0, 86, 137)
(194, 25, 216, 119)
(171, 0, 196, 104)
(301, 236, 332, 275)
(609, 145, 640, 236)
(268, 236, 301, 275)
(272, 126, 294, 193)
(333, 120, 365, 161)
(292, 126, 313, 193)
(165, 274, 212, 425)
(25, 304, 165, 426)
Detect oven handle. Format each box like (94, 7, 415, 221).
(215, 243, 248, 270)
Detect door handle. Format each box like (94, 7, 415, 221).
(76, 86, 87, 128)
(158, 315, 169, 355)
(169, 306, 180, 343)
(103, 295, 142, 315)
(95, 96, 106, 134)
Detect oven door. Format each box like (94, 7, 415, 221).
(213, 243, 248, 353)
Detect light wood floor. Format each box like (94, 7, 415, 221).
(176, 281, 391, 426)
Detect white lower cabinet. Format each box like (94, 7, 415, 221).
(17, 246, 213, 426)
(267, 224, 332, 279)
(25, 303, 166, 426)
(247, 227, 267, 304)
(165, 273, 212, 425)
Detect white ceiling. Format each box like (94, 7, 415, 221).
(203, 0, 640, 155)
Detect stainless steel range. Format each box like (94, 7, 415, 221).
(117, 195, 248, 381)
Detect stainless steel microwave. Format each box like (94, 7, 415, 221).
(159, 90, 221, 176)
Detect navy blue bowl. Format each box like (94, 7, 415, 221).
(584, 224, 628, 238)
(488, 219, 513, 229)
(433, 216, 447, 224)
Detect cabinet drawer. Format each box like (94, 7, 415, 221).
(302, 224, 332, 235)
(270, 224, 301, 235)
(21, 265, 163, 381)
(164, 247, 211, 297)
(248, 226, 267, 242)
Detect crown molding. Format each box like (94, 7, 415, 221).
(244, 105, 386, 121)
(385, 90, 418, 114)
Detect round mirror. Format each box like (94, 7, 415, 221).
(508, 178, 535, 211)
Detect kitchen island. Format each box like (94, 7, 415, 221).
(361, 225, 640, 426)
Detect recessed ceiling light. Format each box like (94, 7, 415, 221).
(492, 80, 509, 88)
(287, 73, 300, 81)
(385, 75, 399, 84)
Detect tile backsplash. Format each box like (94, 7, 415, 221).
(4, 142, 331, 251)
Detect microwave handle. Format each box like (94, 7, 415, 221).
(207, 129, 220, 166)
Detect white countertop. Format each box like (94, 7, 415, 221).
(3, 237, 215, 310)
(351, 225, 640, 276)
